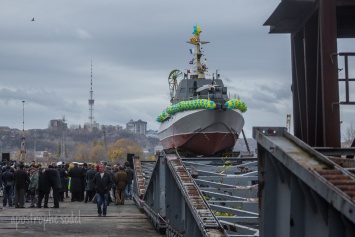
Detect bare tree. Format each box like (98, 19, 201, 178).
(342, 123, 355, 148)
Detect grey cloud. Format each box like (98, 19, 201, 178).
(0, 0, 352, 137)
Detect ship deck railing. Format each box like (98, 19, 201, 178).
(172, 94, 229, 104)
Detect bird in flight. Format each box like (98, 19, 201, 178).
(31, 18, 35, 21)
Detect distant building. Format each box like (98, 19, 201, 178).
(69, 124, 81, 130)
(101, 124, 123, 132)
(146, 129, 158, 138)
(84, 121, 100, 132)
(48, 119, 68, 130)
(126, 119, 147, 135)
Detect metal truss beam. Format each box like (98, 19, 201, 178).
(133, 152, 259, 236)
(253, 127, 355, 237)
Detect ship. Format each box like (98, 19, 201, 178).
(156, 26, 247, 156)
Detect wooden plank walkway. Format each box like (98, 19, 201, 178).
(0, 197, 165, 237)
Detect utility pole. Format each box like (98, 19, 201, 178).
(102, 126, 107, 161)
(34, 130, 37, 163)
(20, 100, 26, 162)
(60, 116, 66, 161)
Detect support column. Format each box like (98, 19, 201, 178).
(304, 12, 324, 147)
(291, 32, 306, 141)
(319, 0, 341, 147)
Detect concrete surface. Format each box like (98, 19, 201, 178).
(0, 197, 165, 237)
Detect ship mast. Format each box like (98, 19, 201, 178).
(187, 25, 209, 79)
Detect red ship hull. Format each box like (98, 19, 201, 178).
(160, 132, 239, 156)
(158, 109, 244, 156)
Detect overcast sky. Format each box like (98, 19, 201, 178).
(0, 0, 354, 139)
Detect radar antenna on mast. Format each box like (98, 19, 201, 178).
(168, 69, 183, 103)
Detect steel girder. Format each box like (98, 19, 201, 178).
(253, 127, 355, 237)
(133, 153, 259, 236)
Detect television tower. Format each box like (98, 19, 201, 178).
(88, 61, 94, 130)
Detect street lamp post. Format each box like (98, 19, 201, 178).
(20, 100, 26, 162)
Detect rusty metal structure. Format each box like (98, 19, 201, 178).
(130, 2, 355, 236)
(253, 127, 355, 237)
(133, 128, 355, 236)
(264, 0, 355, 147)
(133, 154, 259, 236)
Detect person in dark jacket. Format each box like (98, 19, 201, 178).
(64, 163, 70, 198)
(106, 164, 115, 203)
(68, 162, 83, 202)
(45, 165, 61, 208)
(57, 162, 67, 202)
(85, 164, 97, 203)
(37, 168, 51, 208)
(124, 161, 134, 200)
(79, 163, 87, 201)
(24, 165, 31, 203)
(92, 164, 112, 217)
(1, 166, 14, 207)
(14, 164, 30, 208)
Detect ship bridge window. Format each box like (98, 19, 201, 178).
(222, 87, 227, 95)
(180, 88, 186, 93)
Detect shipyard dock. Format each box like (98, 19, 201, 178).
(131, 126, 355, 237)
(0, 127, 355, 237)
(0, 199, 164, 237)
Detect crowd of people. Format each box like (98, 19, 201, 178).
(0, 160, 135, 217)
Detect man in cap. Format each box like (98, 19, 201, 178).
(45, 165, 61, 208)
(68, 162, 82, 202)
(14, 164, 30, 208)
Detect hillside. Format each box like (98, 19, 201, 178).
(0, 126, 160, 162)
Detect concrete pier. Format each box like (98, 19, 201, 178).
(0, 198, 164, 237)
